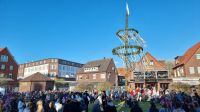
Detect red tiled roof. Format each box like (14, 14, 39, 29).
(158, 60, 166, 68)
(117, 68, 133, 80)
(20, 72, 53, 82)
(117, 68, 132, 76)
(0, 48, 5, 52)
(0, 47, 18, 64)
(174, 42, 200, 68)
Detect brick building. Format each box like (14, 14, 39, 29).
(19, 72, 54, 92)
(76, 58, 118, 86)
(0, 47, 18, 89)
(133, 52, 171, 90)
(18, 58, 83, 80)
(117, 68, 133, 86)
(173, 42, 200, 85)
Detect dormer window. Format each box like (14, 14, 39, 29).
(0, 55, 8, 62)
(149, 60, 154, 65)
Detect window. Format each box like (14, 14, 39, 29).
(93, 74, 96, 79)
(149, 60, 154, 65)
(1, 64, 5, 70)
(179, 67, 184, 76)
(50, 72, 56, 77)
(101, 74, 106, 79)
(196, 54, 200, 59)
(63, 66, 65, 70)
(0, 73, 4, 78)
(53, 72, 56, 76)
(59, 65, 61, 70)
(50, 65, 54, 70)
(198, 67, 200, 74)
(54, 59, 58, 62)
(0, 55, 8, 62)
(10, 65, 13, 70)
(112, 67, 115, 71)
(8, 73, 12, 78)
(189, 67, 195, 74)
(63, 61, 66, 64)
(86, 75, 89, 79)
(79, 75, 83, 80)
(174, 70, 177, 77)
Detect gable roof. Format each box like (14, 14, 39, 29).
(174, 42, 200, 68)
(0, 47, 18, 64)
(77, 58, 113, 74)
(20, 72, 53, 82)
(135, 52, 167, 71)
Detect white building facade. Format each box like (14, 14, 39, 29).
(18, 58, 83, 79)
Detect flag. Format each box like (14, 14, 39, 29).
(126, 2, 129, 15)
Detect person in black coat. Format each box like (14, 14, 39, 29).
(92, 99, 102, 112)
(83, 91, 89, 112)
(104, 99, 117, 112)
(130, 101, 143, 112)
(48, 101, 57, 112)
(63, 99, 81, 112)
(148, 102, 158, 112)
(102, 91, 107, 111)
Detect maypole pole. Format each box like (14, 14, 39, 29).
(112, 1, 145, 91)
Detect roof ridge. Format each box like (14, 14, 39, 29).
(20, 72, 52, 81)
(184, 43, 200, 64)
(85, 58, 112, 64)
(181, 42, 200, 65)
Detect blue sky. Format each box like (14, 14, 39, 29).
(0, 0, 200, 67)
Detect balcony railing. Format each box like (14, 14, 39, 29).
(134, 71, 169, 80)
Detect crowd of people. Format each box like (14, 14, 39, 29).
(0, 88, 200, 112)
(0, 90, 118, 112)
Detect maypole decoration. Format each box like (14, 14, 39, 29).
(112, 1, 146, 91)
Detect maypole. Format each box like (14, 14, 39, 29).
(112, 1, 146, 91)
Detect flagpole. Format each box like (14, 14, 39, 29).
(125, 0, 129, 91)
(125, 1, 129, 31)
